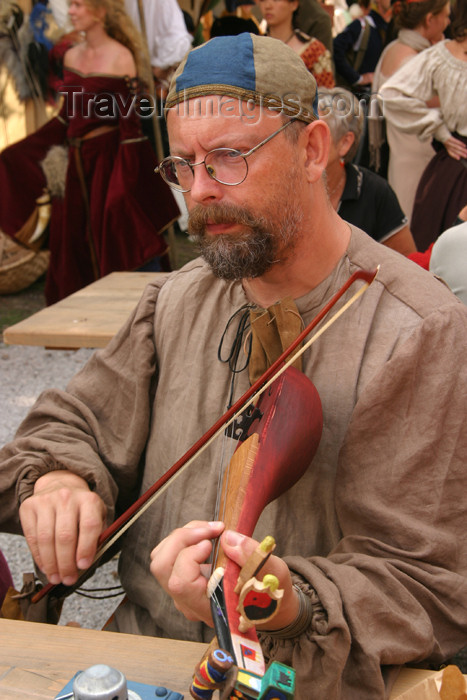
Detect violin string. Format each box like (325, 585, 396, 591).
(211, 439, 231, 567)
(217, 303, 253, 409)
(210, 588, 228, 626)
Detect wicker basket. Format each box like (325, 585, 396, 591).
(0, 231, 49, 295)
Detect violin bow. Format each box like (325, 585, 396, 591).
(33, 267, 378, 604)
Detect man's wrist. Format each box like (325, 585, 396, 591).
(260, 584, 314, 639)
(33, 469, 90, 495)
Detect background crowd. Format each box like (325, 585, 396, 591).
(0, 0, 465, 304)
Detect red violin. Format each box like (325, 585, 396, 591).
(190, 365, 322, 699)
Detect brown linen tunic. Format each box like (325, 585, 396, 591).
(1, 226, 467, 699)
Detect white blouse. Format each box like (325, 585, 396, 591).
(124, 0, 193, 70)
(380, 40, 467, 144)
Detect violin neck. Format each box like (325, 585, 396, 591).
(213, 433, 260, 572)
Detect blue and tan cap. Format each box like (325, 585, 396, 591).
(165, 33, 318, 123)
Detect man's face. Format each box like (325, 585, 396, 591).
(166, 97, 306, 280)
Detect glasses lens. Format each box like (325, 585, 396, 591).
(205, 149, 248, 186)
(161, 158, 193, 192)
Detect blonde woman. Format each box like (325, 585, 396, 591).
(0, 0, 179, 304)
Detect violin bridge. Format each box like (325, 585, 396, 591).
(207, 567, 225, 598)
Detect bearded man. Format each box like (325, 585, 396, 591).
(1, 34, 467, 699)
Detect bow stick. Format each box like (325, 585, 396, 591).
(32, 267, 378, 604)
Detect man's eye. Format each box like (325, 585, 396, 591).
(213, 150, 242, 164)
(226, 150, 242, 159)
(177, 161, 192, 171)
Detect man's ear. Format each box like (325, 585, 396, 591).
(303, 120, 331, 183)
(338, 131, 356, 159)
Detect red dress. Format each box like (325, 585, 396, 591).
(0, 69, 179, 304)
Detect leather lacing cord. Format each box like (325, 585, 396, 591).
(217, 303, 254, 410)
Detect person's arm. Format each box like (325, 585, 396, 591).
(348, 167, 416, 255)
(0, 279, 164, 582)
(150, 303, 467, 697)
(301, 39, 335, 87)
(112, 46, 137, 80)
(457, 204, 467, 222)
(380, 49, 450, 143)
(274, 303, 467, 695)
(367, 171, 417, 255)
(382, 224, 416, 256)
(333, 19, 364, 86)
(147, 0, 192, 71)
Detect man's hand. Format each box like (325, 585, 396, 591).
(19, 470, 106, 586)
(150, 520, 225, 626)
(150, 522, 299, 631)
(220, 530, 299, 631)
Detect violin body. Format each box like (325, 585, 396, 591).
(220, 364, 323, 537)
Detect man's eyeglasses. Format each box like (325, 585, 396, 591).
(155, 119, 295, 192)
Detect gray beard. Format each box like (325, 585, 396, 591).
(188, 202, 302, 280)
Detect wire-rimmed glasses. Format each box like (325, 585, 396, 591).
(155, 119, 295, 192)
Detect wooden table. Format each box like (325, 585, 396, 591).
(0, 619, 204, 698)
(0, 619, 462, 700)
(3, 272, 166, 349)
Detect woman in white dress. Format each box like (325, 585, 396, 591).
(381, 3, 467, 250)
(371, 0, 451, 224)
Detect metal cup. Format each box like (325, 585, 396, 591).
(72, 664, 127, 700)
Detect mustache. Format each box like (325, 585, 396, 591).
(188, 203, 266, 236)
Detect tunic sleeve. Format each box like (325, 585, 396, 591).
(260, 303, 467, 699)
(0, 279, 164, 532)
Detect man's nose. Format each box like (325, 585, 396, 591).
(189, 163, 224, 204)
